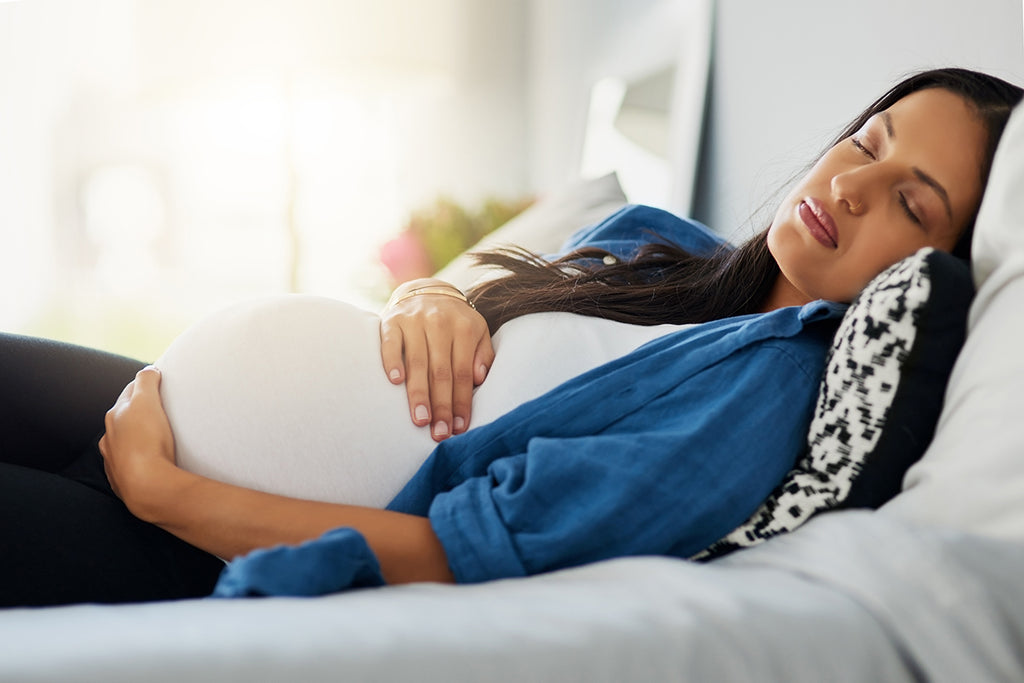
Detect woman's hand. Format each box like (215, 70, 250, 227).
(380, 278, 494, 441)
(98, 366, 183, 522)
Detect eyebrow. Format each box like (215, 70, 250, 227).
(881, 111, 954, 222)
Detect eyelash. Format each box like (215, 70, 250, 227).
(849, 136, 922, 225)
(850, 136, 875, 160)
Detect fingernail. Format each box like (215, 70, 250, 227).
(433, 421, 450, 438)
(478, 364, 488, 378)
(389, 368, 401, 381)
(414, 405, 429, 422)
(454, 416, 465, 432)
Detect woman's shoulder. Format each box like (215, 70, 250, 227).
(557, 204, 727, 259)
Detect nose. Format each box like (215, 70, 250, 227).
(831, 169, 867, 216)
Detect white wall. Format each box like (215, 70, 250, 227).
(524, 0, 676, 193)
(691, 0, 1024, 239)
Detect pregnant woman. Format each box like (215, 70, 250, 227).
(2, 68, 1020, 607)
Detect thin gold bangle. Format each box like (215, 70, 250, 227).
(387, 285, 476, 310)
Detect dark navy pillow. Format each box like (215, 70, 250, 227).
(697, 247, 973, 558)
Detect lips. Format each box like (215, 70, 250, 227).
(798, 198, 838, 249)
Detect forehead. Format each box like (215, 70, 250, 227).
(883, 88, 988, 224)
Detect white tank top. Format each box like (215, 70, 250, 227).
(156, 295, 689, 508)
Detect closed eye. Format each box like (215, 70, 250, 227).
(898, 192, 922, 225)
(850, 136, 875, 160)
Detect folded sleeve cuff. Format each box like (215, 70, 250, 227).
(429, 478, 528, 584)
(212, 527, 385, 598)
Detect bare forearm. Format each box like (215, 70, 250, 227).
(136, 465, 453, 585)
(101, 366, 454, 586)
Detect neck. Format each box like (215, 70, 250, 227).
(760, 273, 813, 312)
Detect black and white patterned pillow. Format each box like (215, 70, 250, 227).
(696, 247, 974, 559)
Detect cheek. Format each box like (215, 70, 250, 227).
(869, 230, 932, 266)
(839, 239, 919, 294)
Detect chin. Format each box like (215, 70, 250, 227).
(765, 219, 797, 263)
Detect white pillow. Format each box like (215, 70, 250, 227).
(881, 103, 1024, 540)
(433, 172, 627, 290)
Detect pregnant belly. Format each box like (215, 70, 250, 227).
(154, 295, 684, 508)
(155, 295, 439, 508)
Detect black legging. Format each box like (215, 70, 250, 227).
(0, 332, 224, 607)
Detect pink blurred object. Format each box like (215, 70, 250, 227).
(380, 231, 435, 284)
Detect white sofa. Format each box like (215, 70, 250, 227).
(4, 101, 1024, 683)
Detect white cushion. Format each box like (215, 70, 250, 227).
(881, 103, 1024, 539)
(433, 172, 627, 290)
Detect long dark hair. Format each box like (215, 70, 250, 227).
(468, 68, 1023, 334)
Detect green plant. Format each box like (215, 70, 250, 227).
(380, 194, 534, 284)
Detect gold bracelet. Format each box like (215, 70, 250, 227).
(387, 285, 476, 310)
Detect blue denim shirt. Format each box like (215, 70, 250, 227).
(214, 206, 846, 597)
